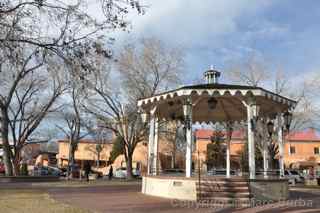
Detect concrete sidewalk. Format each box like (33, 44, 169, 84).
(48, 184, 320, 213)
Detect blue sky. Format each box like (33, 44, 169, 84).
(112, 0, 320, 84)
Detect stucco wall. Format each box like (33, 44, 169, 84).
(142, 176, 197, 200)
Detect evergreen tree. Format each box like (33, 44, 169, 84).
(108, 136, 125, 164)
(206, 131, 225, 170)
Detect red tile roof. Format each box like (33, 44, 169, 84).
(286, 128, 320, 141)
(195, 129, 246, 139)
(195, 128, 320, 142)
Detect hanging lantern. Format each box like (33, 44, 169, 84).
(283, 111, 293, 131)
(140, 111, 148, 124)
(207, 97, 218, 110)
(267, 121, 274, 137)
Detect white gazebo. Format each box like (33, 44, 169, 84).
(138, 68, 296, 202)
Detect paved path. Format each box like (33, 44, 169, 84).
(49, 184, 224, 213)
(2, 182, 320, 212)
(48, 184, 320, 213)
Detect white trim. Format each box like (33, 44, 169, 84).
(137, 88, 296, 108)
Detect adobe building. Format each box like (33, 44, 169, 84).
(56, 135, 184, 175)
(194, 128, 320, 175)
(284, 128, 320, 174)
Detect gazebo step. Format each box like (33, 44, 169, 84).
(200, 177, 248, 182)
(197, 192, 251, 198)
(197, 188, 249, 193)
(197, 189, 250, 194)
(196, 182, 249, 188)
(196, 177, 251, 202)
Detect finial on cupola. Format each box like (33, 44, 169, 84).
(204, 65, 221, 84)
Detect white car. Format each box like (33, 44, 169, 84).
(288, 170, 303, 183)
(114, 167, 127, 178)
(284, 170, 296, 185)
(114, 167, 141, 178)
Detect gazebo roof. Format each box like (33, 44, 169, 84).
(137, 73, 297, 123)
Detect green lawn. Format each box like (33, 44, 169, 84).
(0, 190, 94, 213)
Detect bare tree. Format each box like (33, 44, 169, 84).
(0, 0, 143, 176)
(56, 93, 86, 178)
(85, 38, 184, 179)
(226, 55, 270, 87)
(0, 53, 65, 175)
(56, 68, 94, 178)
(225, 55, 319, 173)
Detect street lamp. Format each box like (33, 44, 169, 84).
(183, 100, 192, 130)
(283, 111, 293, 132)
(267, 121, 274, 137)
(140, 110, 148, 124)
(250, 104, 260, 131)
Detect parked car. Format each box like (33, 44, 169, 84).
(90, 170, 103, 178)
(276, 170, 296, 185)
(288, 170, 304, 183)
(284, 170, 296, 185)
(114, 167, 141, 178)
(33, 166, 61, 177)
(114, 167, 126, 178)
(164, 169, 185, 175)
(0, 162, 5, 174)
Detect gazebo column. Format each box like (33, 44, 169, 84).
(243, 99, 259, 179)
(263, 142, 269, 179)
(226, 123, 233, 178)
(277, 114, 285, 177)
(147, 107, 157, 176)
(183, 98, 193, 178)
(152, 118, 159, 175)
(147, 116, 155, 175)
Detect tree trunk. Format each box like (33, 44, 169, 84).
(13, 152, 21, 176)
(172, 137, 176, 169)
(67, 139, 74, 179)
(97, 152, 100, 167)
(1, 108, 13, 176)
(126, 154, 134, 180)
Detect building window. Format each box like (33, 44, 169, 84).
(289, 146, 296, 155)
(314, 147, 320, 155)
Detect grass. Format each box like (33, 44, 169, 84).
(0, 189, 94, 213)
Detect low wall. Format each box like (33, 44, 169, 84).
(142, 176, 197, 201)
(0, 176, 60, 183)
(249, 179, 289, 201)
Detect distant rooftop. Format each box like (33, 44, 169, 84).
(286, 128, 320, 141)
(57, 139, 113, 144)
(195, 128, 320, 142)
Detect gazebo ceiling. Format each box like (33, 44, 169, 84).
(138, 83, 297, 123)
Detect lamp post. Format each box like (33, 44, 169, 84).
(278, 111, 293, 178)
(283, 111, 293, 132)
(263, 121, 274, 179)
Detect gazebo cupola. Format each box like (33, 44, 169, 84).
(204, 66, 221, 84)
